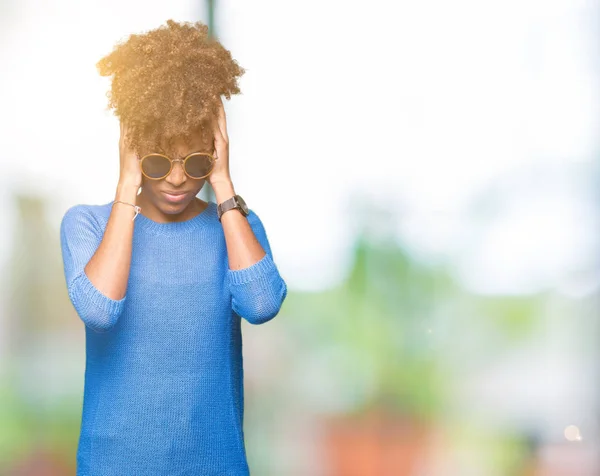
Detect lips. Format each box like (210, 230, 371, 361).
(162, 191, 189, 203)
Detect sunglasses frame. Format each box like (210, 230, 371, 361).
(139, 151, 218, 180)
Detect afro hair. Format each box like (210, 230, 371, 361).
(97, 19, 245, 155)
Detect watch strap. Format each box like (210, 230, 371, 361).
(218, 195, 248, 221)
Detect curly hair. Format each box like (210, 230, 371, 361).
(97, 19, 245, 155)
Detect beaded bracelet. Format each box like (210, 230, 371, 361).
(113, 200, 142, 221)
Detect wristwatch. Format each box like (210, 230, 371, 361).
(217, 194, 249, 221)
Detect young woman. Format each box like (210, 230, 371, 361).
(59, 20, 287, 475)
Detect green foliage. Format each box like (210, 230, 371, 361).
(475, 296, 542, 342)
(289, 225, 541, 422)
(0, 369, 79, 473)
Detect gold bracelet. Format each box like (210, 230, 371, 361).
(113, 200, 142, 221)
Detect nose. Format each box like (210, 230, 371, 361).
(165, 159, 187, 186)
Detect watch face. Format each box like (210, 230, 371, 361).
(237, 195, 249, 214)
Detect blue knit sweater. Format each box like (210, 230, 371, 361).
(59, 199, 287, 476)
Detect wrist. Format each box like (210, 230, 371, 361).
(116, 181, 140, 202)
(212, 180, 236, 204)
(117, 178, 140, 191)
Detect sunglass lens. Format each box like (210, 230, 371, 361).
(185, 154, 214, 179)
(142, 155, 171, 179)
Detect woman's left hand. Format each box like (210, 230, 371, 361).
(208, 96, 232, 186)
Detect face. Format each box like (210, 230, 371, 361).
(138, 131, 214, 216)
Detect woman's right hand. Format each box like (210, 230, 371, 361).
(118, 120, 142, 189)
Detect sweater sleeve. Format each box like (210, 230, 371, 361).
(227, 209, 288, 325)
(60, 205, 126, 333)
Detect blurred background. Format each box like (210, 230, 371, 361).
(1, 0, 599, 474)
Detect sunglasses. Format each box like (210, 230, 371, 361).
(139, 152, 217, 180)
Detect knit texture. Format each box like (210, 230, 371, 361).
(59, 199, 288, 476)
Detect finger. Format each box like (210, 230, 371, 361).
(214, 127, 227, 160)
(213, 101, 223, 132)
(216, 97, 228, 141)
(121, 121, 128, 144)
(212, 115, 221, 143)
